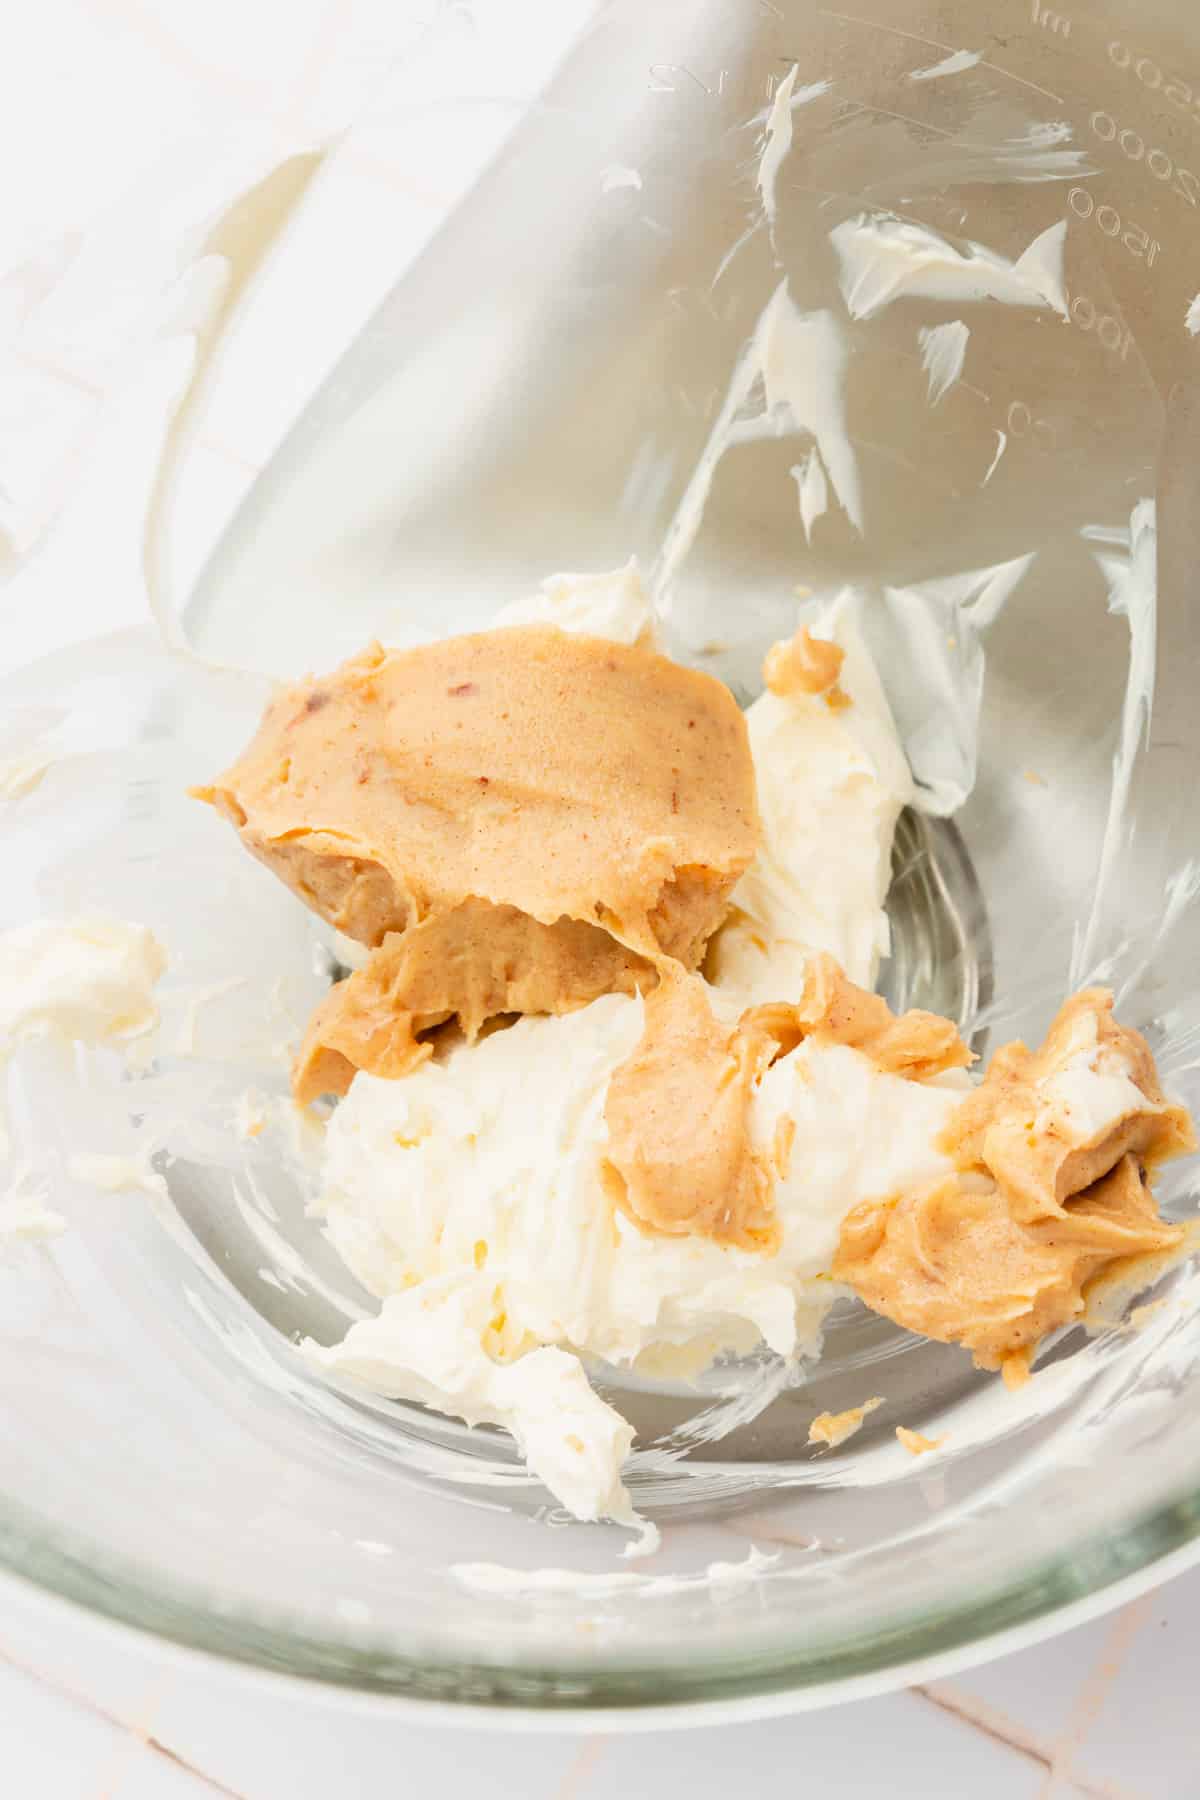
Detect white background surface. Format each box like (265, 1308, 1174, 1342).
(3, 0, 1199, 1792)
(4, 1559, 1200, 1797)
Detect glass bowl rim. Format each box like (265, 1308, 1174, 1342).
(3, 1475, 1199, 1719)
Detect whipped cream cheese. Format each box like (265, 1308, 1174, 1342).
(707, 589, 914, 1005)
(305, 996, 965, 1529)
(831, 215, 1069, 321)
(306, 1277, 639, 1536)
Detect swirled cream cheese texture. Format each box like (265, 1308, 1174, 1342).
(304, 994, 966, 1531)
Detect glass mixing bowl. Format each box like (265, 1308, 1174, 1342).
(4, 0, 1200, 1719)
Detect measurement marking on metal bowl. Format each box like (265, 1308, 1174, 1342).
(1006, 400, 1058, 452)
(1107, 39, 1200, 124)
(1089, 111, 1200, 207)
(1031, 0, 1072, 40)
(1068, 187, 1164, 268)
(1065, 291, 1135, 359)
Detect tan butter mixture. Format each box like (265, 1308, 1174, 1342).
(201, 621, 1196, 1392)
(762, 624, 851, 709)
(834, 989, 1196, 1383)
(808, 1397, 884, 1449)
(750, 951, 975, 1080)
(601, 953, 973, 1252)
(896, 1427, 945, 1456)
(598, 958, 1194, 1370)
(600, 970, 782, 1252)
(293, 901, 650, 1104)
(195, 626, 759, 1095)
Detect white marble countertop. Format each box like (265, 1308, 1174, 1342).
(2, 1558, 1197, 1798)
(4, 2, 1198, 1793)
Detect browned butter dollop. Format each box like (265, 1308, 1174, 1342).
(294, 902, 650, 1104)
(194, 626, 760, 1096)
(602, 957, 974, 1254)
(763, 625, 850, 708)
(601, 971, 782, 1252)
(750, 952, 975, 1081)
(834, 989, 1195, 1380)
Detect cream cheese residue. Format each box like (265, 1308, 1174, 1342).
(756, 67, 831, 232)
(850, 553, 1036, 815)
(0, 917, 165, 1155)
(1071, 499, 1157, 988)
(0, 752, 53, 801)
(0, 914, 165, 1166)
(450, 1545, 779, 1598)
(918, 320, 970, 406)
(908, 48, 982, 81)
(982, 429, 1007, 486)
(790, 449, 829, 543)
(0, 1163, 65, 1243)
(0, 918, 164, 1055)
(656, 280, 862, 608)
(66, 1149, 168, 1201)
(757, 63, 798, 229)
(759, 287, 864, 534)
(832, 215, 1069, 321)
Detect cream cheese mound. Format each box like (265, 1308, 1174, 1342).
(304, 999, 965, 1532)
(707, 589, 913, 1004)
(306, 1280, 639, 1535)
